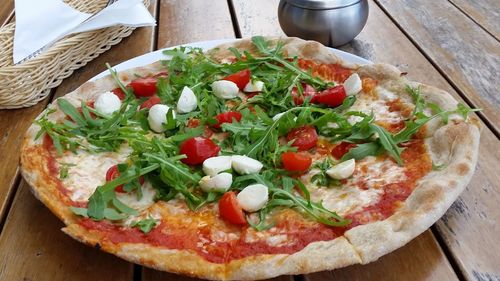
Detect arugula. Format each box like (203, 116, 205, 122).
(310, 158, 341, 187)
(131, 217, 158, 234)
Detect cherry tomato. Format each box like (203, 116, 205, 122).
(213, 111, 242, 129)
(282, 152, 312, 172)
(291, 83, 316, 105)
(286, 125, 318, 151)
(111, 88, 126, 100)
(218, 192, 247, 225)
(179, 137, 220, 165)
(105, 165, 145, 193)
(311, 85, 346, 107)
(139, 95, 161, 109)
(186, 118, 214, 138)
(223, 69, 251, 90)
(331, 142, 357, 159)
(129, 77, 158, 97)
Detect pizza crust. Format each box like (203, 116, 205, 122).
(20, 37, 480, 280)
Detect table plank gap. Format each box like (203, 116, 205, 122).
(431, 226, 467, 281)
(373, 0, 500, 137)
(448, 0, 500, 41)
(156, 0, 234, 50)
(227, 0, 243, 38)
(134, 264, 143, 281)
(232, 1, 500, 280)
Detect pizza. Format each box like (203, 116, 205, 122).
(20, 37, 480, 280)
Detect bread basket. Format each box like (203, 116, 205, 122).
(0, 0, 150, 109)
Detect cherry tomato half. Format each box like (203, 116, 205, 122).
(219, 192, 247, 225)
(105, 165, 145, 193)
(282, 152, 312, 172)
(291, 83, 316, 105)
(139, 95, 161, 109)
(179, 137, 220, 165)
(286, 125, 318, 151)
(129, 77, 158, 97)
(223, 69, 251, 90)
(111, 88, 126, 100)
(186, 118, 214, 138)
(331, 142, 358, 159)
(213, 111, 242, 129)
(311, 85, 346, 107)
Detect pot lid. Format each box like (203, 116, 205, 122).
(284, 0, 362, 9)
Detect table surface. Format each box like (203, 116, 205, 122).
(0, 1, 499, 281)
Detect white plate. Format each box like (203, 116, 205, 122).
(91, 38, 371, 81)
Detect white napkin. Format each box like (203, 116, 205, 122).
(13, 0, 156, 64)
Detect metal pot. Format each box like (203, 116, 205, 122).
(278, 0, 369, 47)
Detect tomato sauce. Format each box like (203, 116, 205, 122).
(347, 140, 432, 226)
(298, 59, 352, 82)
(43, 134, 87, 207)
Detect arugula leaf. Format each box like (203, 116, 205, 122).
(131, 217, 158, 234)
(369, 124, 403, 165)
(341, 142, 382, 161)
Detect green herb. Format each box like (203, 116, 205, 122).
(131, 217, 158, 234)
(58, 162, 75, 179)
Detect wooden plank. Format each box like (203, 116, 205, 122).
(375, 0, 500, 135)
(305, 231, 458, 281)
(0, 0, 13, 27)
(0, 100, 52, 224)
(448, 0, 500, 40)
(0, 181, 133, 281)
(156, 0, 234, 49)
(233, 0, 500, 280)
(143, 270, 294, 281)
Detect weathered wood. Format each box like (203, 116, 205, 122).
(0, 181, 133, 281)
(0, 100, 52, 224)
(375, 0, 500, 135)
(0, 0, 13, 27)
(233, 0, 500, 280)
(305, 231, 458, 281)
(143, 270, 294, 281)
(448, 0, 500, 40)
(156, 0, 234, 49)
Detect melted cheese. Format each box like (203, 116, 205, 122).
(59, 146, 131, 202)
(307, 156, 407, 216)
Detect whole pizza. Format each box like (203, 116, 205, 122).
(20, 37, 480, 280)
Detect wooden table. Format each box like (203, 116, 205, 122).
(0, 1, 499, 280)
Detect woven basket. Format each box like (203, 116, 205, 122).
(0, 0, 150, 109)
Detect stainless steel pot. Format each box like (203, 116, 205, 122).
(278, 0, 369, 47)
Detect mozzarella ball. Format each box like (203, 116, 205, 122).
(199, 173, 233, 192)
(211, 80, 239, 99)
(148, 104, 175, 133)
(326, 159, 356, 179)
(94, 91, 121, 116)
(236, 184, 269, 212)
(343, 73, 362, 96)
(231, 155, 263, 175)
(243, 80, 264, 92)
(176, 86, 197, 113)
(203, 156, 233, 176)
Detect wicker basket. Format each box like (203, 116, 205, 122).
(0, 0, 150, 109)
